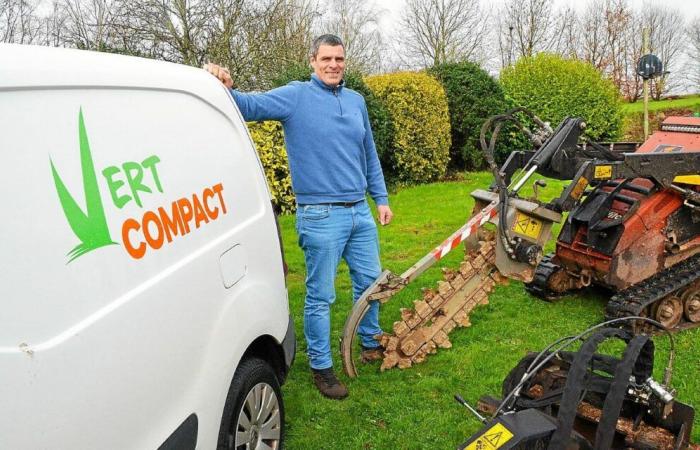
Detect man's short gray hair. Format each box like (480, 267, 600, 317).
(310, 34, 344, 58)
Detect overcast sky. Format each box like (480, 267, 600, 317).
(376, 0, 700, 34)
(370, 0, 699, 92)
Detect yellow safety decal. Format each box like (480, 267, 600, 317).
(571, 177, 589, 200)
(674, 175, 700, 185)
(465, 422, 514, 450)
(512, 212, 543, 239)
(594, 165, 613, 179)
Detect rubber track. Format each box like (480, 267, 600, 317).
(525, 253, 562, 301)
(604, 252, 700, 331)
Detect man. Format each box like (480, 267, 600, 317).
(205, 34, 393, 400)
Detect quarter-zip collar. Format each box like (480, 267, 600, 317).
(311, 73, 345, 116)
(311, 73, 345, 94)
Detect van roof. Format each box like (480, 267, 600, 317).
(0, 43, 235, 113)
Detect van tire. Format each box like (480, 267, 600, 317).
(217, 357, 285, 450)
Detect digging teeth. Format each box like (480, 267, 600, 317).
(381, 352, 399, 371)
(405, 313, 422, 329)
(411, 347, 429, 363)
(460, 260, 475, 275)
(378, 237, 497, 371)
(413, 300, 432, 318)
(424, 289, 443, 308)
(442, 267, 457, 281)
(385, 336, 400, 351)
(450, 273, 467, 291)
(397, 358, 412, 369)
(442, 319, 456, 334)
(438, 280, 453, 296)
(453, 309, 471, 327)
(432, 330, 452, 348)
(392, 320, 410, 337)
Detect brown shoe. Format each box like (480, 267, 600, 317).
(312, 368, 348, 400)
(360, 345, 385, 363)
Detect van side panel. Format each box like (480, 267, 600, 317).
(0, 87, 288, 449)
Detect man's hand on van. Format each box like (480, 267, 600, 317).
(203, 63, 233, 89)
(378, 205, 393, 226)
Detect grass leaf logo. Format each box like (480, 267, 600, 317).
(51, 109, 117, 263)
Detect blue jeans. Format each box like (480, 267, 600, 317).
(296, 200, 383, 370)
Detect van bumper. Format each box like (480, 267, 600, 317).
(281, 314, 296, 373)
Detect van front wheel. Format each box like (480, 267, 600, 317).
(217, 357, 284, 450)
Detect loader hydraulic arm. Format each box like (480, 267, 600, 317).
(551, 148, 700, 212)
(496, 116, 700, 212)
(496, 117, 587, 187)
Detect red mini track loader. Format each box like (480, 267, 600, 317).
(520, 116, 700, 331)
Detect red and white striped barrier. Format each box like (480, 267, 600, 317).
(432, 201, 498, 260)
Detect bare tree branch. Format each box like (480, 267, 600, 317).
(643, 2, 685, 99)
(0, 0, 41, 43)
(688, 16, 700, 90)
(58, 0, 118, 50)
(397, 0, 488, 68)
(320, 0, 384, 73)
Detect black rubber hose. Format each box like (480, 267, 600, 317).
(479, 107, 550, 256)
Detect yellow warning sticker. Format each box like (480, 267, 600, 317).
(594, 165, 613, 179)
(465, 422, 514, 450)
(571, 176, 589, 200)
(674, 175, 700, 185)
(512, 212, 543, 239)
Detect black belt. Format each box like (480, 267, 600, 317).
(299, 200, 364, 208)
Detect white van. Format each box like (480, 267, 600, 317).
(0, 44, 294, 450)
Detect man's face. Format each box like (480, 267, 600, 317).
(310, 44, 345, 87)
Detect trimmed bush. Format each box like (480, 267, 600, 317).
(429, 61, 529, 170)
(271, 61, 311, 87)
(247, 121, 295, 214)
(345, 71, 395, 170)
(500, 53, 623, 141)
(365, 72, 451, 183)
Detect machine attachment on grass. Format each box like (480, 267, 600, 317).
(341, 110, 700, 379)
(341, 109, 565, 378)
(457, 319, 699, 450)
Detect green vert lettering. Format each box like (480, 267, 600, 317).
(51, 109, 117, 263)
(102, 165, 130, 209)
(102, 155, 164, 209)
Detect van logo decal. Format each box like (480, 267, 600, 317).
(51, 109, 228, 263)
(50, 109, 117, 263)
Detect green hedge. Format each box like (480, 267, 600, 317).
(247, 121, 295, 214)
(500, 53, 622, 141)
(365, 71, 451, 183)
(429, 61, 529, 170)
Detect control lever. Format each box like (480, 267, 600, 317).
(454, 394, 487, 423)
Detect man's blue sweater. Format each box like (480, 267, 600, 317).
(230, 74, 388, 206)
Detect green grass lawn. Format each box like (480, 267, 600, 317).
(279, 173, 700, 449)
(621, 94, 700, 114)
